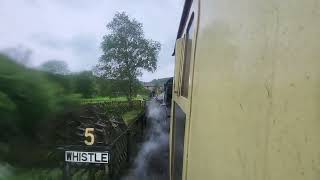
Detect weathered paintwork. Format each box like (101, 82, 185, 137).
(171, 0, 320, 179)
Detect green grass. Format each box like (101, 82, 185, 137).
(6, 168, 62, 180)
(81, 95, 147, 104)
(81, 95, 146, 125)
(81, 96, 127, 104)
(122, 110, 142, 125)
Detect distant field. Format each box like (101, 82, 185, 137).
(82, 95, 146, 125)
(81, 95, 148, 104)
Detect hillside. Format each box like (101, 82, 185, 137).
(142, 77, 171, 87)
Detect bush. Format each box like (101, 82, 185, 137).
(0, 54, 79, 138)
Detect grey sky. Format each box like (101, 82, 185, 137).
(0, 0, 183, 82)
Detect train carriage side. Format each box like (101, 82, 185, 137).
(170, 0, 320, 180)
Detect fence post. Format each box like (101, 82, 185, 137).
(143, 101, 147, 133)
(141, 114, 145, 137)
(108, 154, 113, 179)
(88, 167, 96, 180)
(63, 162, 70, 180)
(126, 130, 131, 163)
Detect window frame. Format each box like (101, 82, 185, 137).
(180, 13, 195, 98)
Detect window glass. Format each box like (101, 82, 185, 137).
(181, 14, 194, 98)
(171, 103, 186, 180)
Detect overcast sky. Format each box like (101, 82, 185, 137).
(0, 0, 183, 82)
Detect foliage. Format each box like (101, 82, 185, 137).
(0, 46, 32, 66)
(39, 60, 70, 75)
(72, 71, 97, 98)
(0, 54, 79, 139)
(81, 96, 145, 104)
(0, 91, 18, 139)
(44, 73, 74, 94)
(95, 78, 127, 97)
(5, 168, 62, 180)
(122, 109, 142, 125)
(149, 77, 171, 87)
(137, 82, 151, 97)
(96, 12, 161, 104)
(81, 77, 148, 98)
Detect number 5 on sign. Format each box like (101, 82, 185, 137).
(84, 128, 95, 145)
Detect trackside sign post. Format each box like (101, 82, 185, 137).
(65, 151, 109, 164)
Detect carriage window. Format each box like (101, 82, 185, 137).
(181, 13, 194, 98)
(171, 103, 186, 180)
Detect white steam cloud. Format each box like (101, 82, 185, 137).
(123, 99, 169, 180)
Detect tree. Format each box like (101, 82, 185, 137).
(96, 12, 161, 105)
(0, 54, 77, 137)
(73, 71, 97, 98)
(40, 60, 70, 75)
(1, 45, 32, 66)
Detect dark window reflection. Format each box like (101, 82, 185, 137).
(171, 103, 186, 180)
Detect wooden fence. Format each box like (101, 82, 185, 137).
(59, 100, 146, 180)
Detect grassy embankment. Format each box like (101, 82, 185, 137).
(81, 95, 148, 104)
(81, 96, 147, 125)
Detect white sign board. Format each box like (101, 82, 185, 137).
(65, 151, 109, 164)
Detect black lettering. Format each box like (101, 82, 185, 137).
(66, 152, 72, 161)
(88, 153, 94, 162)
(72, 152, 78, 161)
(101, 153, 108, 163)
(95, 153, 101, 162)
(81, 152, 87, 161)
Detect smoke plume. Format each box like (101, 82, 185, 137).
(123, 99, 170, 180)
